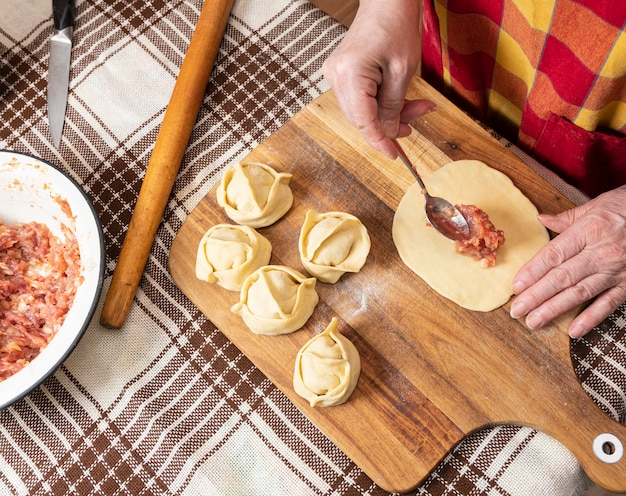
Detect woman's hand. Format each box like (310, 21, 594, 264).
(511, 186, 626, 338)
(322, 0, 433, 159)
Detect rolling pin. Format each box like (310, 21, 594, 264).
(100, 0, 235, 329)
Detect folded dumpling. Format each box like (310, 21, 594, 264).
(293, 317, 361, 407)
(216, 162, 293, 228)
(231, 265, 318, 335)
(195, 224, 272, 291)
(299, 210, 371, 283)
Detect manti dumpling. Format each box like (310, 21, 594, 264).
(293, 317, 361, 407)
(195, 223, 272, 291)
(298, 210, 371, 283)
(231, 265, 318, 335)
(216, 162, 293, 228)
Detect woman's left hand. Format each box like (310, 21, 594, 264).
(510, 185, 626, 338)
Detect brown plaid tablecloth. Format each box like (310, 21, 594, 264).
(1, 1, 625, 495)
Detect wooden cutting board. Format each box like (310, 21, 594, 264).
(169, 76, 626, 493)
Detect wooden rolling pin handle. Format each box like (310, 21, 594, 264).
(100, 0, 235, 329)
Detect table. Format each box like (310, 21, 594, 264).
(1, 1, 625, 494)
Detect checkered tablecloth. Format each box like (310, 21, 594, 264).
(1, 1, 625, 495)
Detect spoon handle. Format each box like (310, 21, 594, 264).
(392, 139, 428, 195)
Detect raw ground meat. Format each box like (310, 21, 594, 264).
(454, 204, 505, 268)
(0, 221, 82, 380)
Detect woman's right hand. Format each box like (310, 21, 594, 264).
(322, 0, 433, 159)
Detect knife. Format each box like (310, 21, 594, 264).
(48, 0, 75, 148)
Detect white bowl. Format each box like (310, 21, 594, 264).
(0, 150, 104, 409)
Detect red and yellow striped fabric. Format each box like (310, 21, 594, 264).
(422, 0, 626, 197)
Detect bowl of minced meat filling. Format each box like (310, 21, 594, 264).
(0, 150, 104, 409)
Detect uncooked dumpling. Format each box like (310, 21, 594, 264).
(298, 210, 371, 283)
(195, 223, 272, 291)
(231, 265, 318, 335)
(393, 160, 549, 311)
(216, 162, 293, 228)
(293, 317, 361, 407)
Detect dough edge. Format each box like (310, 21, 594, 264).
(392, 159, 550, 312)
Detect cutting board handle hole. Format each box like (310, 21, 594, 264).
(593, 433, 624, 464)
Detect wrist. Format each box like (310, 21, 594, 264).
(353, 0, 421, 37)
(357, 0, 421, 18)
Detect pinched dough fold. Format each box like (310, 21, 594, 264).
(217, 162, 293, 228)
(231, 265, 318, 335)
(299, 210, 370, 283)
(195, 223, 272, 291)
(293, 317, 361, 407)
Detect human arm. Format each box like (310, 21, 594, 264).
(510, 186, 626, 338)
(322, 0, 434, 159)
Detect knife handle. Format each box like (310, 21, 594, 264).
(53, 0, 75, 30)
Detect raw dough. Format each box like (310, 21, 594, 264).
(392, 160, 549, 311)
(195, 223, 272, 291)
(216, 162, 293, 228)
(298, 210, 371, 283)
(231, 265, 318, 335)
(293, 317, 361, 407)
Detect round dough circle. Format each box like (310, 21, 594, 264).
(392, 160, 549, 311)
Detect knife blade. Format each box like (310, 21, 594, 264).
(48, 0, 75, 148)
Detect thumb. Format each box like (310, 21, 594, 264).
(538, 203, 591, 234)
(378, 100, 405, 138)
(396, 99, 437, 138)
(376, 79, 414, 138)
(399, 99, 437, 122)
(379, 99, 437, 139)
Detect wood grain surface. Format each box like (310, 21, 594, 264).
(169, 76, 626, 493)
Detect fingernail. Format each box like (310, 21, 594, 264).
(525, 312, 544, 330)
(511, 275, 527, 294)
(510, 300, 525, 319)
(568, 322, 584, 339)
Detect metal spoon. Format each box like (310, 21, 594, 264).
(393, 139, 470, 241)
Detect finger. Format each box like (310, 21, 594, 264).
(329, 76, 395, 157)
(377, 76, 416, 138)
(363, 99, 437, 157)
(538, 203, 591, 234)
(512, 228, 587, 296)
(568, 286, 626, 338)
(537, 213, 569, 234)
(397, 100, 437, 138)
(510, 262, 609, 322)
(510, 238, 617, 325)
(516, 204, 597, 285)
(511, 274, 610, 329)
(399, 99, 437, 123)
(397, 125, 413, 138)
